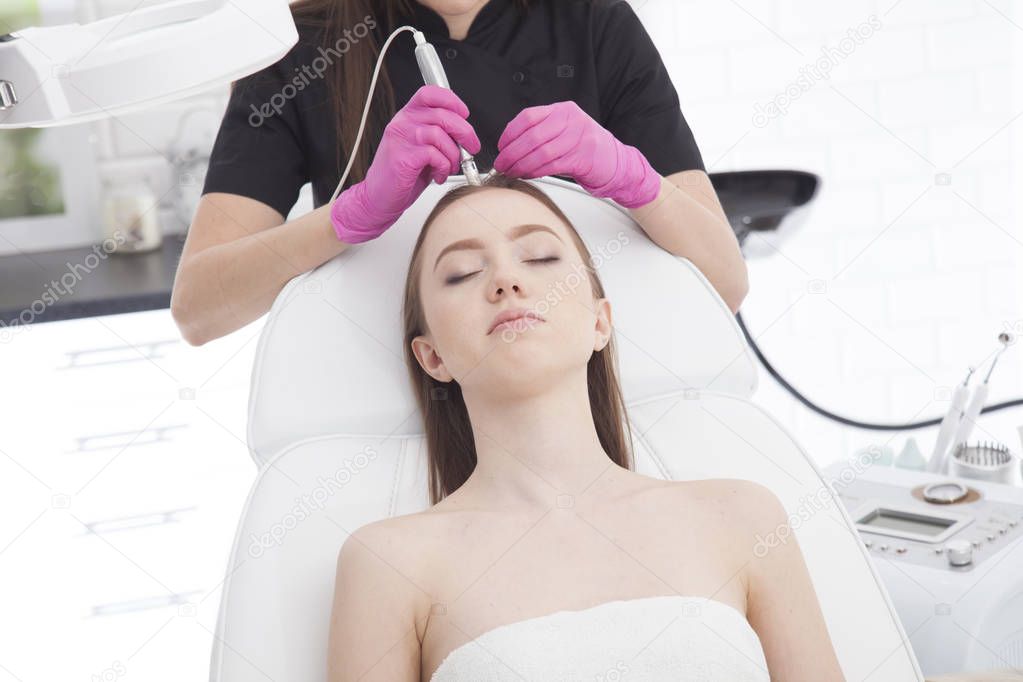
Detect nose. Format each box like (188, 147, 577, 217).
(488, 255, 523, 300)
(491, 277, 520, 298)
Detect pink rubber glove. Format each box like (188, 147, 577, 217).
(331, 85, 482, 244)
(493, 101, 661, 209)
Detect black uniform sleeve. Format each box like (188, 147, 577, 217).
(201, 50, 309, 219)
(593, 0, 706, 175)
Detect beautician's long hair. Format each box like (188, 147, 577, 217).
(402, 173, 634, 505)
(285, 0, 530, 191)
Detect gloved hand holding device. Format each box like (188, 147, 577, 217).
(493, 101, 661, 209)
(331, 84, 482, 244)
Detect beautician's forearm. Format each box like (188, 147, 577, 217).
(630, 174, 749, 314)
(172, 203, 349, 346)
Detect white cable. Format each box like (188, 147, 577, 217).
(330, 25, 419, 204)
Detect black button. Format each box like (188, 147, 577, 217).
(445, 47, 458, 59)
(512, 71, 525, 83)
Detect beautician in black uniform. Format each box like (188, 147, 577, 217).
(170, 0, 747, 346)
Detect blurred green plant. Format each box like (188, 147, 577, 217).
(1, 0, 40, 33)
(0, 129, 65, 218)
(1, 1, 66, 219)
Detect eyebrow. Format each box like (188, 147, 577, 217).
(433, 224, 563, 272)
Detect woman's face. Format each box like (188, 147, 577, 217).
(411, 188, 612, 396)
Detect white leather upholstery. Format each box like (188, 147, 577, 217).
(210, 177, 924, 681)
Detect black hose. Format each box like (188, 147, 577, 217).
(734, 311, 1023, 431)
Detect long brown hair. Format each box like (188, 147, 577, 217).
(286, 0, 530, 190)
(402, 172, 634, 505)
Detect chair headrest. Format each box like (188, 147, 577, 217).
(247, 177, 757, 464)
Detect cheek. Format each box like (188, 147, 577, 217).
(543, 292, 598, 349)
(563, 306, 599, 350)
(425, 298, 482, 370)
(557, 276, 601, 345)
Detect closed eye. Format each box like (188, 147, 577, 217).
(444, 256, 560, 285)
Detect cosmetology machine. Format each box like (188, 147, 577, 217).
(825, 459, 1023, 677)
(822, 337, 1023, 677)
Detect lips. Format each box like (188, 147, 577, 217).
(488, 308, 545, 335)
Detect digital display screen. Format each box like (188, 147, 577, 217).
(859, 509, 955, 537)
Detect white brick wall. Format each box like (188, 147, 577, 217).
(639, 0, 1022, 471)
(75, 0, 1022, 470)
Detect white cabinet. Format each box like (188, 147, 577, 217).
(0, 308, 262, 681)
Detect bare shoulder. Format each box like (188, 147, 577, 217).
(704, 478, 790, 544)
(328, 511, 449, 681)
(674, 478, 804, 571)
(338, 509, 448, 580)
(681, 479, 845, 680)
(333, 514, 424, 615)
(339, 492, 496, 566)
(664, 478, 789, 564)
(334, 510, 454, 628)
(667, 477, 785, 520)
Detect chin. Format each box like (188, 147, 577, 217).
(487, 349, 573, 382)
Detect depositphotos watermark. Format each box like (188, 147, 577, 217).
(0, 230, 129, 344)
(752, 14, 882, 128)
(750, 445, 884, 559)
(89, 660, 126, 682)
(248, 14, 378, 128)
(247, 446, 379, 558)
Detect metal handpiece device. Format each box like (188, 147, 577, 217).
(412, 31, 483, 185)
(331, 25, 496, 204)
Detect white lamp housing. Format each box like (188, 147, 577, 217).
(0, 0, 298, 128)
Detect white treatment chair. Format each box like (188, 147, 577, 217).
(209, 177, 925, 681)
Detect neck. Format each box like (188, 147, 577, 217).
(423, 0, 491, 41)
(455, 365, 628, 512)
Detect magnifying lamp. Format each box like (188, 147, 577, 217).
(0, 0, 298, 128)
